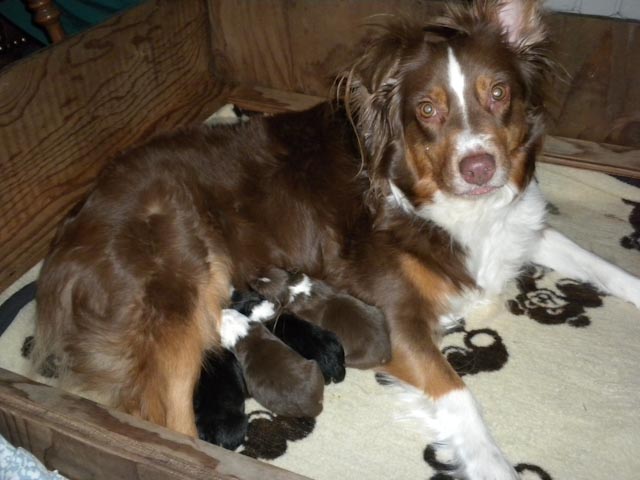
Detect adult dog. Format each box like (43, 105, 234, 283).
(33, 0, 640, 477)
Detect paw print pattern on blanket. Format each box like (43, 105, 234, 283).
(507, 265, 604, 327)
(442, 327, 509, 377)
(239, 410, 315, 460)
(423, 445, 553, 480)
(620, 198, 640, 251)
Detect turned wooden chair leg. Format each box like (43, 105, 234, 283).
(25, 0, 65, 44)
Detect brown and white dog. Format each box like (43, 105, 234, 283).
(33, 0, 640, 478)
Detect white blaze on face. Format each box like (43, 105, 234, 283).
(447, 47, 468, 128)
(446, 47, 497, 184)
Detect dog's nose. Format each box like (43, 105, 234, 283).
(459, 153, 496, 186)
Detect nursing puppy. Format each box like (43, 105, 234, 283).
(194, 348, 248, 450)
(195, 291, 346, 446)
(229, 289, 347, 384)
(252, 267, 391, 369)
(34, 1, 640, 478)
(222, 309, 325, 418)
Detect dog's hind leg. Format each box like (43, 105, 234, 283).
(117, 261, 230, 437)
(532, 228, 640, 308)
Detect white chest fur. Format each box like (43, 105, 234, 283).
(418, 182, 547, 295)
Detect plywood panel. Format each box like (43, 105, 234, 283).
(546, 14, 640, 147)
(0, 0, 232, 291)
(208, 0, 445, 96)
(0, 368, 308, 480)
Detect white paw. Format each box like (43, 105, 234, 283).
(611, 275, 640, 310)
(464, 450, 519, 480)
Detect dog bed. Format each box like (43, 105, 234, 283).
(1, 108, 639, 479)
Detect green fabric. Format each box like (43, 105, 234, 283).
(0, 0, 143, 44)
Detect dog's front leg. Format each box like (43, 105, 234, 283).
(531, 228, 640, 308)
(379, 334, 518, 480)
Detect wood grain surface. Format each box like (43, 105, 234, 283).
(208, 0, 640, 148)
(546, 14, 640, 148)
(0, 367, 308, 480)
(0, 0, 231, 292)
(542, 135, 640, 179)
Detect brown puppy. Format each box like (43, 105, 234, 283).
(251, 267, 391, 369)
(221, 308, 324, 418)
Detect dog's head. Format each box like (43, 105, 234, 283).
(341, 0, 553, 206)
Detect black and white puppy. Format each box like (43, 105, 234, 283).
(194, 348, 248, 450)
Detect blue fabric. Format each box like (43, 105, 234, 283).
(0, 434, 67, 479)
(0, 281, 36, 338)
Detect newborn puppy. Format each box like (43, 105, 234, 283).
(223, 308, 325, 417)
(252, 268, 391, 369)
(194, 288, 347, 446)
(194, 348, 248, 450)
(231, 289, 346, 384)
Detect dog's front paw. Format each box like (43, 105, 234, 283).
(463, 449, 519, 480)
(610, 274, 640, 310)
(425, 443, 519, 480)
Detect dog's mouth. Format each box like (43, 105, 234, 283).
(461, 185, 499, 197)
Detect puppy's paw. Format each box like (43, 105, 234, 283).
(197, 412, 248, 451)
(266, 315, 346, 384)
(309, 330, 346, 384)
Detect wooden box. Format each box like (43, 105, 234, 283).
(0, 1, 638, 478)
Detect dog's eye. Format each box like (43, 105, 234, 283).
(491, 84, 507, 101)
(419, 102, 437, 118)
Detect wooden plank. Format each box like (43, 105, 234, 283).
(208, 0, 639, 149)
(0, 0, 232, 292)
(229, 85, 325, 114)
(208, 0, 445, 97)
(541, 136, 640, 179)
(546, 14, 640, 147)
(0, 367, 309, 480)
(229, 85, 640, 179)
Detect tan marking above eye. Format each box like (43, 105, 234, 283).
(418, 101, 437, 118)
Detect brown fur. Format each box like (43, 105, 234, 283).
(34, 0, 551, 435)
(251, 267, 392, 369)
(233, 322, 324, 417)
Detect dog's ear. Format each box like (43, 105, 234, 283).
(491, 0, 554, 92)
(338, 20, 424, 195)
(484, 0, 554, 134)
(493, 0, 547, 49)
